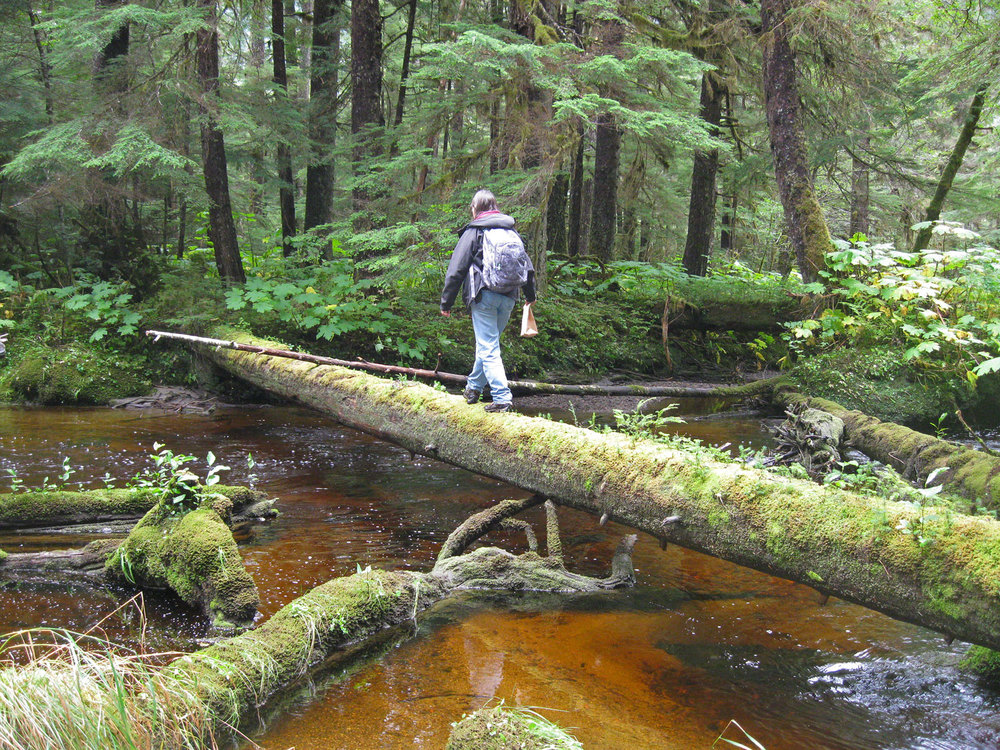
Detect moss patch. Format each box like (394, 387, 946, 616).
(447, 705, 583, 750)
(0, 342, 151, 405)
(106, 497, 259, 629)
(960, 646, 1000, 684)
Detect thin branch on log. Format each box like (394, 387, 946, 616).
(544, 499, 562, 562)
(603, 534, 638, 588)
(501, 518, 538, 551)
(956, 409, 1000, 458)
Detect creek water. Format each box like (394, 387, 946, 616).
(1, 401, 999, 750)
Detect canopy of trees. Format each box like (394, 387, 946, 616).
(2, 0, 997, 287)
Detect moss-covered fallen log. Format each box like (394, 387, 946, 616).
(774, 388, 1000, 511)
(146, 328, 779, 399)
(0, 540, 120, 578)
(201, 327, 1000, 651)
(158, 499, 635, 737)
(0, 485, 271, 531)
(105, 495, 260, 629)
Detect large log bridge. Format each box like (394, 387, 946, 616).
(198, 328, 1000, 650)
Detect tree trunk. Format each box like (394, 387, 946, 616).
(490, 99, 498, 175)
(26, 5, 54, 123)
(248, 3, 268, 225)
(720, 193, 736, 253)
(350, 0, 384, 226)
(588, 115, 621, 261)
(200, 327, 1000, 653)
(682, 72, 725, 276)
(849, 137, 870, 238)
(304, 0, 342, 233)
(390, 0, 418, 156)
(759, 0, 831, 283)
(272, 0, 296, 255)
(912, 87, 988, 252)
(567, 125, 585, 257)
(94, 0, 130, 89)
(546, 169, 569, 256)
(196, 0, 245, 284)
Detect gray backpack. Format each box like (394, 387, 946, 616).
(480, 227, 530, 293)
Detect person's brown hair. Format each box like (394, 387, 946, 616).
(470, 189, 499, 217)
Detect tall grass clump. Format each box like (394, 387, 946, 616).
(0, 624, 216, 750)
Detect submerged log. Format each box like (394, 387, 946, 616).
(774, 388, 1000, 510)
(0, 487, 271, 629)
(0, 485, 273, 531)
(0, 539, 121, 578)
(199, 327, 1000, 651)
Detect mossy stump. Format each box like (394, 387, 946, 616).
(106, 496, 259, 629)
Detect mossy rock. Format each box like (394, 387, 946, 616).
(0, 342, 151, 405)
(789, 348, 963, 427)
(960, 645, 1000, 684)
(446, 705, 583, 750)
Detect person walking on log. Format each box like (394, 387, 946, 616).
(440, 190, 535, 412)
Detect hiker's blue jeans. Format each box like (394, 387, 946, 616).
(467, 289, 516, 405)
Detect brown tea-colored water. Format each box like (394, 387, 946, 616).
(2, 403, 999, 749)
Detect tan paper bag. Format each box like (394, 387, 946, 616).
(520, 302, 538, 337)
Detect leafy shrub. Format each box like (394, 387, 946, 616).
(783, 231, 1000, 386)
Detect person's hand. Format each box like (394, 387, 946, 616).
(440, 309, 451, 317)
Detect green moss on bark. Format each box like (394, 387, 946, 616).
(0, 342, 151, 405)
(163, 568, 429, 723)
(0, 485, 266, 530)
(106, 496, 259, 629)
(960, 646, 1000, 683)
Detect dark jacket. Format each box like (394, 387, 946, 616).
(440, 212, 537, 312)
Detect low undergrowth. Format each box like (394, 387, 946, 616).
(0, 623, 216, 750)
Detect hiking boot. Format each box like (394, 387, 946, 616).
(483, 402, 512, 413)
(463, 388, 482, 404)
